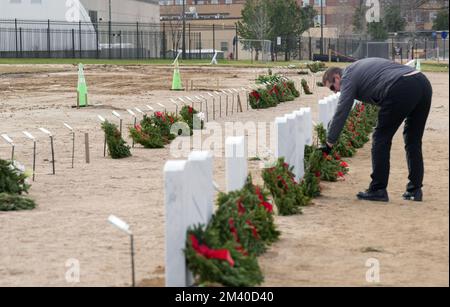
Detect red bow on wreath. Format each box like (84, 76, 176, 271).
(190, 235, 235, 267)
(250, 91, 261, 100)
(246, 220, 260, 239)
(254, 186, 274, 213)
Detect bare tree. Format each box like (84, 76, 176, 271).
(163, 5, 184, 58)
(335, 1, 355, 38)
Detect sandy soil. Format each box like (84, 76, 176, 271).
(0, 64, 448, 287)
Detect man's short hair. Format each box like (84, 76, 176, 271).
(322, 67, 343, 84)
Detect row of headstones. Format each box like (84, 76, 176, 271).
(318, 93, 362, 133)
(164, 136, 248, 287)
(164, 106, 318, 287)
(274, 107, 314, 181)
(318, 92, 340, 131)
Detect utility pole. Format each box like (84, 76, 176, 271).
(320, 0, 324, 55)
(182, 0, 187, 60)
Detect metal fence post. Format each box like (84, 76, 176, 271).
(136, 22, 140, 59)
(47, 19, 51, 58)
(79, 21, 82, 58)
(96, 26, 99, 59)
(212, 24, 215, 53)
(189, 23, 191, 59)
(19, 27, 23, 58)
(162, 22, 166, 59)
(15, 19, 18, 58)
(309, 36, 312, 61)
(109, 20, 112, 59)
(235, 24, 239, 61)
(199, 32, 202, 60)
(72, 28, 76, 58)
(119, 30, 122, 59)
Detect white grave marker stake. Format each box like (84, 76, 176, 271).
(1, 134, 14, 161)
(207, 92, 216, 120)
(63, 123, 75, 169)
(134, 107, 145, 119)
(39, 128, 55, 175)
(221, 90, 229, 116)
(127, 110, 138, 148)
(23, 131, 37, 181)
(98, 115, 107, 157)
(170, 99, 179, 116)
(186, 96, 195, 109)
(112, 111, 123, 136)
(108, 215, 135, 287)
(215, 92, 222, 118)
(157, 103, 167, 113)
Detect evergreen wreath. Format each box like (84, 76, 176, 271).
(0, 159, 30, 195)
(101, 120, 132, 159)
(262, 158, 311, 216)
(211, 176, 280, 256)
(0, 193, 36, 211)
(180, 105, 204, 132)
(0, 159, 36, 211)
(301, 79, 313, 95)
(185, 224, 264, 287)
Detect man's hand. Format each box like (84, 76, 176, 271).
(319, 142, 333, 155)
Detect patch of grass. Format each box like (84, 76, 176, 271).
(421, 61, 449, 72)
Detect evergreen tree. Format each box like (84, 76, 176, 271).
(433, 9, 449, 31)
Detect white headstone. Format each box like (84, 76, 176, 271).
(326, 98, 334, 124)
(293, 110, 306, 180)
(164, 151, 215, 287)
(318, 100, 329, 130)
(284, 114, 298, 175)
(187, 151, 214, 224)
(275, 116, 289, 159)
(225, 136, 247, 192)
(164, 160, 190, 287)
(301, 107, 313, 146)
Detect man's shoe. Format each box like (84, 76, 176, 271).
(402, 189, 423, 202)
(357, 189, 389, 202)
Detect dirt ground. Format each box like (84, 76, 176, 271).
(0, 64, 448, 287)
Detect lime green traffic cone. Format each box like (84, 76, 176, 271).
(171, 59, 183, 91)
(416, 59, 421, 72)
(77, 63, 88, 107)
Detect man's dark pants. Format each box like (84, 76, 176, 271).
(369, 73, 433, 193)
